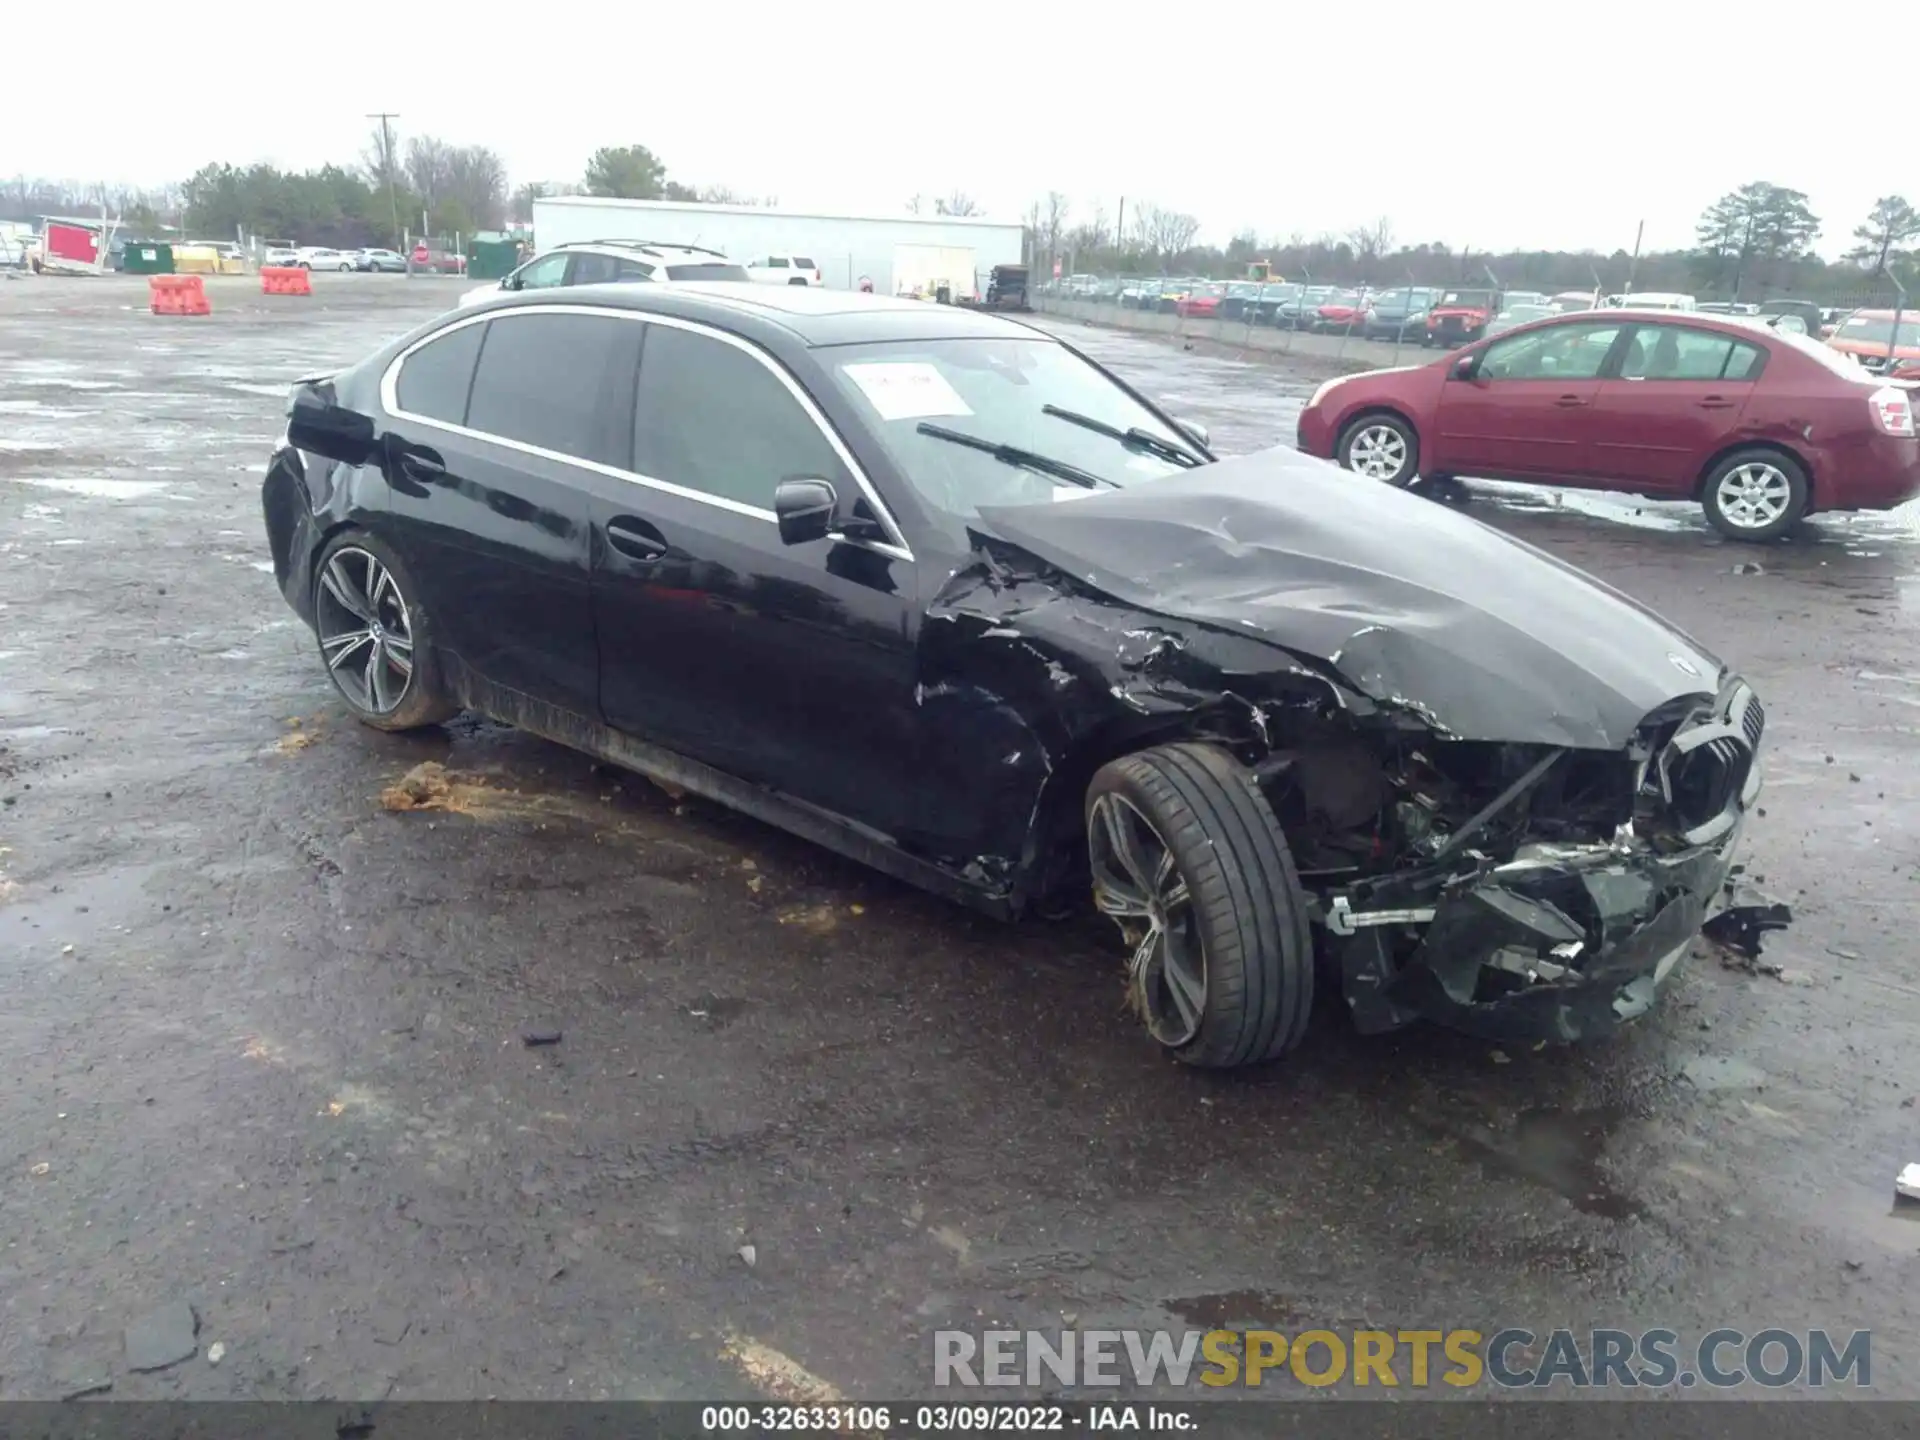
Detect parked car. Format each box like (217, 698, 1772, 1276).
(1547, 290, 1599, 313)
(1314, 289, 1370, 332)
(1175, 283, 1225, 319)
(1297, 308, 1920, 540)
(264, 284, 1769, 1066)
(1218, 280, 1263, 322)
(1500, 290, 1551, 309)
(356, 248, 408, 273)
(1247, 281, 1303, 325)
(1277, 285, 1336, 329)
(1360, 287, 1437, 339)
(747, 254, 823, 287)
(459, 241, 749, 307)
(1824, 308, 1920, 378)
(296, 247, 355, 271)
(1424, 288, 1496, 346)
(1614, 292, 1697, 311)
(409, 243, 467, 275)
(1485, 303, 1557, 337)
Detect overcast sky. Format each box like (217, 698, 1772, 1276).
(14, 3, 1877, 258)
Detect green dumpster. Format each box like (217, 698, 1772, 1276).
(468, 233, 519, 281)
(120, 242, 174, 275)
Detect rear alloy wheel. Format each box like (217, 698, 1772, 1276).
(1087, 743, 1313, 1069)
(1701, 449, 1807, 542)
(1338, 414, 1419, 486)
(313, 533, 458, 731)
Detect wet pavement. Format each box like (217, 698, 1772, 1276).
(3, 274, 1920, 1400)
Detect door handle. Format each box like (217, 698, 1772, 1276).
(606, 516, 668, 562)
(1555, 395, 1588, 407)
(1697, 396, 1737, 409)
(394, 446, 446, 481)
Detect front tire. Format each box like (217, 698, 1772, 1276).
(1337, 413, 1420, 486)
(1087, 743, 1314, 1069)
(1702, 449, 1807, 541)
(311, 531, 458, 731)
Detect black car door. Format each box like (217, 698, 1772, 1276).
(377, 308, 640, 716)
(589, 318, 922, 837)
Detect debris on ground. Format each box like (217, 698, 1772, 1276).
(1701, 880, 1793, 965)
(737, 1243, 757, 1268)
(379, 761, 453, 811)
(29, 1160, 50, 1176)
(1731, 561, 1765, 576)
(207, 1341, 226, 1365)
(1898, 1164, 1920, 1201)
(124, 1300, 199, 1373)
(60, 1381, 112, 1402)
(521, 1028, 563, 1047)
(776, 905, 841, 936)
(275, 730, 316, 755)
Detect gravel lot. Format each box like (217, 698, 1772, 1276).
(3, 273, 1919, 1402)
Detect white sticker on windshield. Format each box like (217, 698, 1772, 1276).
(841, 362, 973, 421)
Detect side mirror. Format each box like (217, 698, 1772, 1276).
(286, 384, 378, 466)
(774, 477, 838, 546)
(1451, 353, 1480, 381)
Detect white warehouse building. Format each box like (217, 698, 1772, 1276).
(530, 195, 1025, 299)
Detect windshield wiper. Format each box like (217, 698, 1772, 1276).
(915, 422, 1113, 490)
(1040, 405, 1203, 467)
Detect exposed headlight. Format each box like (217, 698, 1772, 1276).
(1307, 376, 1343, 408)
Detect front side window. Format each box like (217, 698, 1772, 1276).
(766, 257, 790, 268)
(1479, 322, 1622, 381)
(826, 337, 1193, 524)
(514, 253, 568, 289)
(632, 325, 847, 511)
(1621, 326, 1765, 381)
(395, 321, 485, 424)
(464, 313, 631, 466)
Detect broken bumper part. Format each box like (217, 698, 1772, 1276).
(1337, 836, 1742, 1045)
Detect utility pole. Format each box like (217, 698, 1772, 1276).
(367, 112, 401, 253)
(1116, 197, 1125, 252)
(1624, 218, 1644, 299)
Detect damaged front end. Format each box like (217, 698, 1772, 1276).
(1301, 678, 1770, 1043)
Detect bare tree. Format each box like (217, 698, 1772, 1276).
(905, 194, 924, 215)
(935, 191, 982, 217)
(443, 145, 507, 230)
(403, 136, 454, 211)
(1346, 217, 1395, 279)
(1040, 190, 1070, 269)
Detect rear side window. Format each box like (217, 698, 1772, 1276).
(792, 257, 815, 270)
(1622, 326, 1766, 381)
(615, 259, 654, 281)
(766, 257, 790, 268)
(395, 321, 484, 424)
(465, 313, 632, 466)
(632, 325, 845, 511)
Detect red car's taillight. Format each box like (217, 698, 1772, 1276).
(1870, 385, 1915, 436)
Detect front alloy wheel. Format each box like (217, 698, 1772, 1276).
(1338, 415, 1419, 486)
(1089, 792, 1205, 1047)
(311, 534, 458, 731)
(1086, 744, 1313, 1068)
(317, 546, 415, 714)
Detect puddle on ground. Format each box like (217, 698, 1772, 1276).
(1454, 1105, 1643, 1220)
(1164, 1290, 1305, 1328)
(5, 478, 167, 499)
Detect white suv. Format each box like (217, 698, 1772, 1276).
(459, 240, 750, 308)
(747, 254, 823, 287)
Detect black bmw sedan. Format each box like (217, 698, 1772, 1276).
(264, 284, 1772, 1069)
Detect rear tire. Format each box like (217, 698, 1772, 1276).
(1087, 743, 1314, 1069)
(1701, 448, 1808, 542)
(1337, 413, 1420, 486)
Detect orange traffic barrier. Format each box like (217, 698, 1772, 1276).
(262, 266, 312, 296)
(148, 274, 210, 317)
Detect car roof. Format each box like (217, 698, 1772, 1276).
(470, 282, 1043, 346)
(554, 239, 734, 261)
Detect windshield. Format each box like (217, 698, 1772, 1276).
(1835, 315, 1920, 347)
(664, 262, 750, 281)
(826, 338, 1191, 523)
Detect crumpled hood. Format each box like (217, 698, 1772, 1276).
(974, 448, 1726, 749)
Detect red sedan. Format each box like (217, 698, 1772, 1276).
(1295, 309, 1920, 541)
(1174, 283, 1224, 319)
